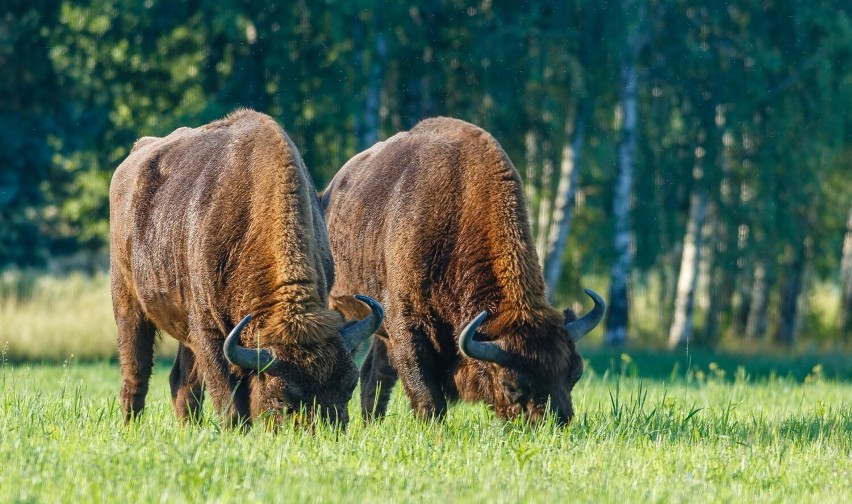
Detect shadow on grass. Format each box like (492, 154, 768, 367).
(578, 346, 852, 382)
(4, 344, 852, 383)
(572, 381, 852, 444)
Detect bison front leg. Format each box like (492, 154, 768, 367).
(192, 334, 251, 428)
(113, 289, 157, 423)
(389, 323, 448, 420)
(169, 343, 205, 422)
(360, 336, 399, 421)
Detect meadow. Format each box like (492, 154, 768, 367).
(0, 356, 850, 502)
(1, 273, 851, 502)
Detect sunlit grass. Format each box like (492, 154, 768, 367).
(0, 360, 849, 502)
(1, 271, 850, 501)
(0, 270, 176, 361)
(0, 271, 117, 359)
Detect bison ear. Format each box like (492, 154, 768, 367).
(339, 295, 384, 353)
(562, 308, 577, 325)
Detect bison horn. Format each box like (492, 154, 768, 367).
(564, 288, 606, 342)
(458, 311, 511, 365)
(223, 314, 276, 371)
(339, 295, 385, 353)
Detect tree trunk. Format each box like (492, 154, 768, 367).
(774, 242, 807, 346)
(535, 152, 554, 261)
(667, 189, 708, 348)
(358, 21, 386, 151)
(524, 129, 541, 249)
(543, 112, 585, 301)
(840, 205, 852, 340)
(732, 226, 753, 337)
(604, 17, 643, 346)
(745, 259, 773, 340)
(703, 189, 735, 347)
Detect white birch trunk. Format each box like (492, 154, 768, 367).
(524, 130, 540, 245)
(359, 29, 386, 150)
(543, 115, 585, 301)
(667, 189, 708, 348)
(535, 157, 554, 260)
(839, 205, 852, 338)
(604, 23, 642, 346)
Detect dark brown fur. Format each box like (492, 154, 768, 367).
(321, 117, 584, 424)
(110, 110, 358, 427)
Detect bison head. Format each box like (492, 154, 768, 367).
(223, 295, 383, 428)
(458, 288, 604, 425)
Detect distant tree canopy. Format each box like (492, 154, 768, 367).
(2, 0, 850, 345)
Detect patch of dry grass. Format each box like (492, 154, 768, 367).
(0, 271, 116, 360)
(0, 271, 176, 361)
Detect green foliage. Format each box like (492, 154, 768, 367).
(1, 360, 849, 502)
(1, 0, 850, 344)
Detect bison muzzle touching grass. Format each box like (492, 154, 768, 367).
(109, 109, 383, 429)
(321, 117, 604, 425)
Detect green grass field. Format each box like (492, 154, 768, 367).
(1, 357, 850, 503)
(2, 272, 851, 502)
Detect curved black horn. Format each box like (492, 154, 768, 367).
(564, 288, 606, 342)
(223, 314, 276, 371)
(339, 295, 385, 352)
(458, 311, 511, 365)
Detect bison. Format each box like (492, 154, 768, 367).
(109, 109, 383, 428)
(320, 117, 604, 425)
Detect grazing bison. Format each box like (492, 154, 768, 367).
(109, 109, 382, 428)
(321, 117, 604, 425)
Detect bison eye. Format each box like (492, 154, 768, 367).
(271, 398, 287, 410)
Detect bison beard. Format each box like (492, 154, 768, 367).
(321, 117, 605, 425)
(110, 109, 382, 428)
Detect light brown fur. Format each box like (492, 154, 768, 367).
(110, 109, 358, 427)
(322, 117, 585, 424)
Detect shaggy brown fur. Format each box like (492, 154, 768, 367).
(321, 117, 590, 424)
(110, 109, 359, 427)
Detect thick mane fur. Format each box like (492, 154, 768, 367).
(415, 119, 560, 326)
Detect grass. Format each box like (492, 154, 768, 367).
(0, 270, 177, 361)
(1, 357, 850, 503)
(2, 272, 851, 502)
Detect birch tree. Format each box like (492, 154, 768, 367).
(667, 187, 708, 348)
(541, 2, 600, 301)
(604, 0, 645, 346)
(353, 9, 386, 151)
(839, 205, 852, 339)
(542, 113, 585, 301)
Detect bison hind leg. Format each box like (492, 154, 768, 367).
(169, 343, 206, 423)
(116, 309, 157, 423)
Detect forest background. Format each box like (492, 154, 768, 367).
(2, 0, 850, 355)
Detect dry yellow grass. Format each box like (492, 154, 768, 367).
(0, 271, 177, 361)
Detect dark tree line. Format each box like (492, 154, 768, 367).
(2, 0, 850, 347)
